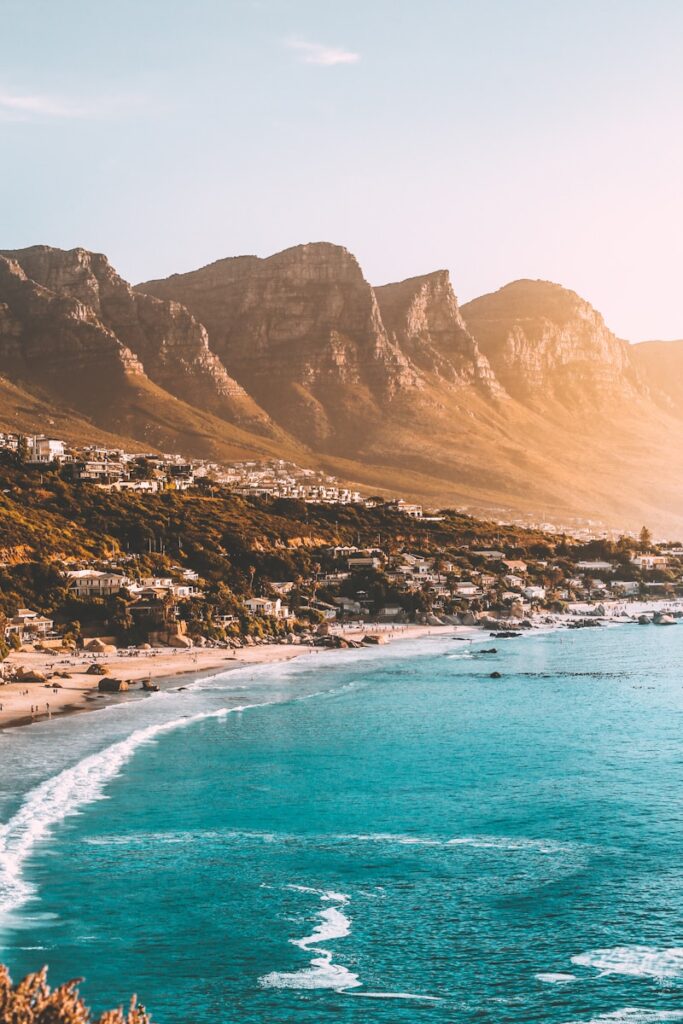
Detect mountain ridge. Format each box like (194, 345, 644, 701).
(1, 240, 682, 533)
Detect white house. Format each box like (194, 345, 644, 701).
(28, 436, 66, 463)
(66, 570, 131, 598)
(631, 555, 668, 570)
(6, 608, 54, 638)
(347, 556, 382, 571)
(244, 597, 290, 620)
(611, 580, 639, 596)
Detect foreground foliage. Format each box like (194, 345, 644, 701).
(0, 964, 149, 1024)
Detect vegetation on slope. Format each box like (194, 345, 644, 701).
(0, 963, 149, 1024)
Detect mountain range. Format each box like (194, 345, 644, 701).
(0, 242, 681, 534)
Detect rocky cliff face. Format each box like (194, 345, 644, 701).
(1, 246, 274, 435)
(461, 280, 643, 407)
(4, 236, 683, 533)
(375, 270, 502, 392)
(0, 255, 144, 401)
(139, 243, 424, 445)
(138, 243, 507, 446)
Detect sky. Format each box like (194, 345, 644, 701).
(1, 0, 683, 341)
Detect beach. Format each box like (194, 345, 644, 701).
(0, 624, 446, 731)
(2, 598, 681, 731)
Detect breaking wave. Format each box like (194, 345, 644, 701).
(258, 886, 359, 991)
(572, 946, 683, 980)
(0, 701, 270, 918)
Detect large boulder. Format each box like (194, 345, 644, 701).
(168, 635, 193, 648)
(86, 663, 109, 675)
(85, 639, 117, 654)
(16, 667, 48, 683)
(97, 677, 129, 692)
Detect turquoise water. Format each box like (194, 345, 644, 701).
(2, 625, 683, 1023)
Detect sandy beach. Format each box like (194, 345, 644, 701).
(0, 624, 448, 731)
(3, 599, 679, 732)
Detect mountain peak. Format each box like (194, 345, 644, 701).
(374, 269, 501, 390)
(461, 278, 641, 406)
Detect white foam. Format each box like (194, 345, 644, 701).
(536, 972, 577, 984)
(343, 991, 442, 1001)
(0, 701, 270, 918)
(258, 887, 360, 991)
(259, 955, 359, 990)
(447, 835, 571, 854)
(340, 832, 442, 846)
(563, 1011, 683, 1024)
(572, 946, 683, 979)
(292, 907, 351, 950)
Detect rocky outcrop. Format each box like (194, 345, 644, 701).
(0, 255, 144, 404)
(139, 243, 423, 447)
(461, 279, 643, 407)
(138, 244, 509, 447)
(375, 270, 502, 393)
(2, 246, 274, 434)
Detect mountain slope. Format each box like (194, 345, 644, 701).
(375, 270, 501, 391)
(141, 251, 683, 533)
(461, 279, 642, 408)
(4, 237, 683, 533)
(632, 340, 683, 416)
(0, 253, 303, 463)
(2, 245, 276, 436)
(139, 243, 425, 448)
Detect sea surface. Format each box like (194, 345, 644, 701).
(1, 625, 683, 1024)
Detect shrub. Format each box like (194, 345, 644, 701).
(0, 963, 150, 1023)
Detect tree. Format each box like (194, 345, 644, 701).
(639, 526, 652, 552)
(14, 435, 29, 466)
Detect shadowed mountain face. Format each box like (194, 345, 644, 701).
(138, 244, 507, 448)
(140, 244, 414, 446)
(0, 248, 300, 462)
(1, 246, 275, 436)
(2, 240, 683, 532)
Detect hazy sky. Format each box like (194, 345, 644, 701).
(2, 0, 682, 340)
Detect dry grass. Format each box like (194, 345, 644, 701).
(0, 964, 150, 1024)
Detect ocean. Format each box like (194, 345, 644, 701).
(1, 624, 683, 1024)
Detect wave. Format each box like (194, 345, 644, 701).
(0, 700, 270, 918)
(338, 832, 575, 855)
(343, 991, 442, 1000)
(563, 1012, 683, 1024)
(446, 835, 574, 855)
(258, 887, 360, 991)
(339, 832, 443, 846)
(536, 972, 577, 983)
(572, 946, 683, 980)
(77, 828, 576, 857)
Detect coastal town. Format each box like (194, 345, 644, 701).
(0, 430, 681, 726)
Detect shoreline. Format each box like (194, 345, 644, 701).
(0, 624, 451, 733)
(2, 599, 681, 733)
